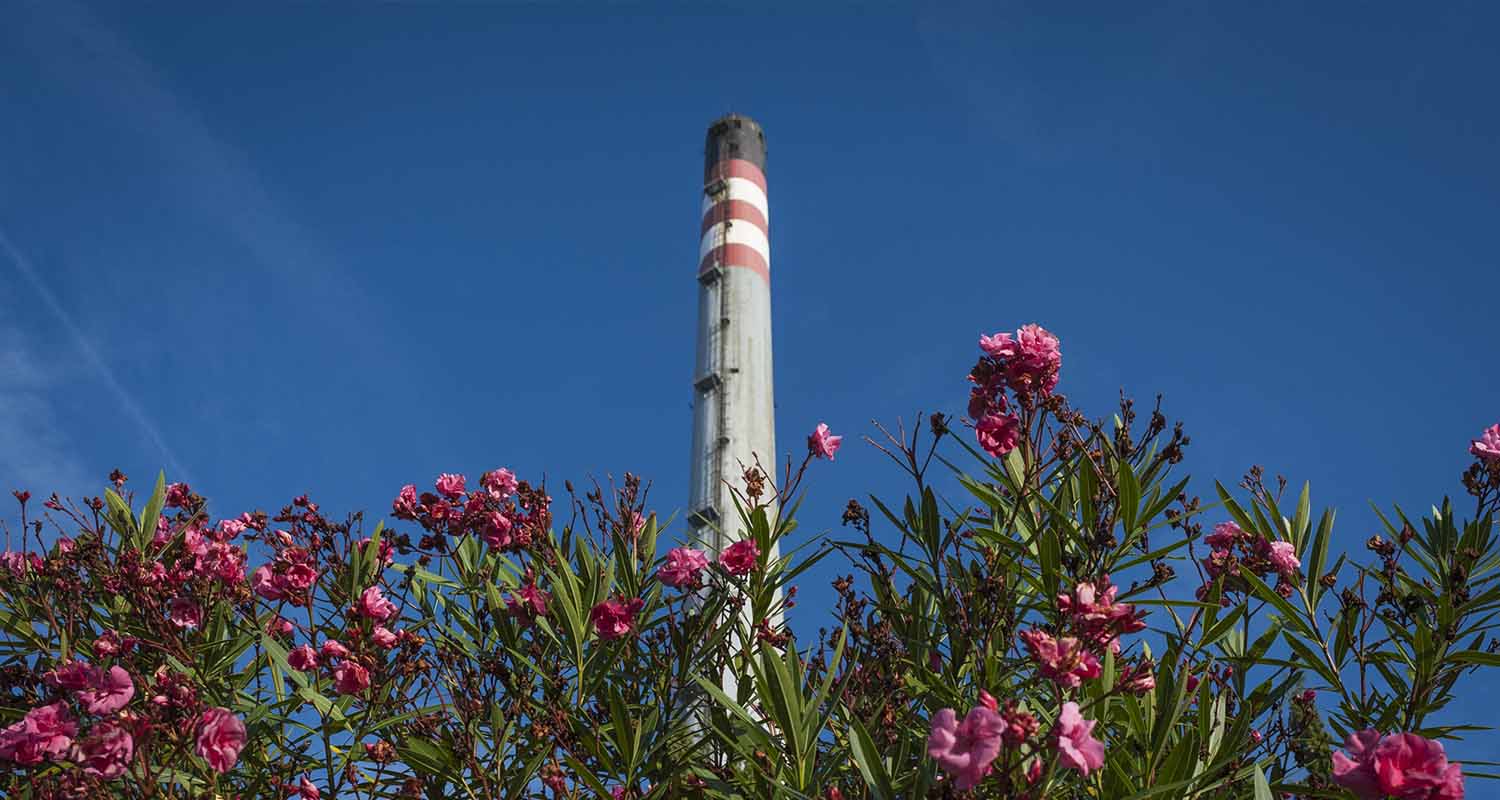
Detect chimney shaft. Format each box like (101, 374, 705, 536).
(689, 113, 776, 558)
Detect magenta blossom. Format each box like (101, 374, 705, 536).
(0, 701, 77, 766)
(320, 639, 351, 661)
(926, 706, 1005, 790)
(334, 661, 370, 695)
(657, 547, 710, 588)
(168, 597, 203, 630)
(194, 707, 246, 774)
(288, 644, 319, 672)
(1053, 701, 1105, 776)
(1267, 540, 1301, 577)
(1471, 424, 1500, 462)
(978, 331, 1015, 358)
(808, 422, 843, 460)
(251, 565, 284, 600)
(392, 484, 419, 519)
(371, 626, 398, 649)
(1020, 630, 1102, 689)
(357, 586, 398, 621)
(590, 597, 644, 641)
(975, 413, 1020, 458)
(296, 776, 321, 800)
(1332, 729, 1464, 800)
(506, 584, 550, 624)
(435, 472, 467, 499)
(77, 665, 135, 715)
(719, 539, 760, 576)
(77, 721, 133, 780)
(482, 468, 518, 499)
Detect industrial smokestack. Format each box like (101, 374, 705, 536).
(689, 113, 777, 578)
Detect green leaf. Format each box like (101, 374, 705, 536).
(848, 717, 895, 800)
(1253, 763, 1274, 800)
(136, 471, 167, 551)
(1449, 650, 1500, 667)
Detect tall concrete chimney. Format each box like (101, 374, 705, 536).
(689, 114, 777, 575)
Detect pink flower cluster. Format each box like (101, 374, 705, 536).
(46, 662, 136, 715)
(978, 323, 1062, 398)
(968, 323, 1062, 458)
(0, 663, 144, 780)
(1198, 521, 1302, 602)
(927, 698, 1102, 790)
(1332, 729, 1464, 799)
(1056, 577, 1148, 654)
(251, 546, 320, 604)
(392, 467, 543, 554)
(1019, 630, 1101, 689)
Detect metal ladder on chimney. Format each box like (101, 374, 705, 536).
(694, 175, 734, 547)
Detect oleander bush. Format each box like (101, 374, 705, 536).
(2, 325, 1498, 799)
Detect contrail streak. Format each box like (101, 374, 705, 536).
(0, 227, 190, 482)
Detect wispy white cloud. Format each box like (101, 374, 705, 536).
(14, 0, 382, 329)
(0, 230, 189, 483)
(0, 325, 92, 497)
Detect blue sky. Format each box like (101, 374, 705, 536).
(3, 0, 1498, 764)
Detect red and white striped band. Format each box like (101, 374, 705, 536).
(699, 158, 770, 283)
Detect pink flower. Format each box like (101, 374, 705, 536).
(168, 597, 203, 630)
(78, 666, 135, 715)
(1267, 541, 1300, 577)
(719, 539, 760, 576)
(1020, 629, 1102, 689)
(356, 536, 395, 566)
(926, 706, 1004, 790)
(1053, 701, 1105, 776)
(371, 626, 398, 649)
(435, 473, 467, 499)
(282, 563, 318, 594)
(975, 413, 1020, 458)
(506, 584, 549, 623)
(252, 565, 285, 600)
(1470, 424, 1500, 461)
(978, 331, 1016, 358)
(392, 484, 419, 519)
(296, 776, 321, 800)
(194, 707, 246, 774)
(1057, 577, 1147, 653)
(77, 721, 133, 779)
(288, 644, 319, 672)
(1333, 729, 1464, 800)
(1006, 323, 1062, 395)
(357, 586, 398, 621)
(334, 661, 370, 695)
(45, 660, 98, 691)
(481, 511, 514, 549)
(808, 423, 843, 460)
(482, 468, 518, 499)
(320, 639, 351, 661)
(164, 482, 191, 507)
(1205, 521, 1243, 550)
(590, 597, 644, 641)
(0, 701, 77, 765)
(657, 547, 710, 588)
(92, 631, 123, 658)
